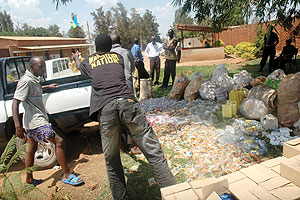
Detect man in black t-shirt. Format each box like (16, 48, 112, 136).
(259, 27, 279, 73)
(73, 34, 176, 200)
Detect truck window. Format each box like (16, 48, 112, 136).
(53, 61, 58, 73)
(6, 60, 19, 83)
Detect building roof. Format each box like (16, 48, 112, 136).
(0, 36, 87, 41)
(175, 24, 230, 32)
(13, 43, 93, 53)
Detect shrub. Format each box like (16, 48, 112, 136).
(212, 39, 225, 47)
(235, 42, 257, 60)
(253, 25, 265, 57)
(225, 45, 235, 55)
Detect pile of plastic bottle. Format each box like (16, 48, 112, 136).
(140, 97, 299, 179)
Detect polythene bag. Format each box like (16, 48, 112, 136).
(266, 69, 286, 80)
(239, 98, 271, 120)
(168, 73, 190, 100)
(211, 64, 235, 93)
(184, 73, 204, 102)
(199, 81, 217, 100)
(215, 87, 228, 103)
(251, 76, 266, 87)
(233, 70, 253, 88)
(247, 85, 277, 110)
(139, 78, 153, 101)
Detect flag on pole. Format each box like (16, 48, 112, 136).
(71, 14, 79, 28)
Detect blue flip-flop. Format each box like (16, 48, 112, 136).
(24, 179, 43, 189)
(62, 174, 84, 186)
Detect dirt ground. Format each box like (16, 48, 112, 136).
(3, 57, 248, 200)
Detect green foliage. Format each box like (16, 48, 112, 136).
(225, 45, 235, 55)
(253, 25, 265, 57)
(172, 0, 300, 32)
(0, 10, 14, 33)
(67, 26, 86, 38)
(212, 39, 224, 47)
(52, 0, 72, 9)
(235, 42, 257, 60)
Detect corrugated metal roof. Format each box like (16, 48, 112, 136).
(13, 43, 93, 53)
(175, 24, 230, 32)
(0, 36, 87, 41)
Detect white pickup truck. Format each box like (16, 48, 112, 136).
(0, 56, 92, 167)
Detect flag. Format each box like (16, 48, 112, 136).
(71, 15, 79, 28)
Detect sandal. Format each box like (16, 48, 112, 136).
(62, 174, 84, 186)
(24, 179, 43, 189)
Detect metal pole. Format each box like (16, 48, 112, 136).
(87, 21, 93, 55)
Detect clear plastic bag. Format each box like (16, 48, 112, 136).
(239, 98, 271, 120)
(233, 70, 253, 87)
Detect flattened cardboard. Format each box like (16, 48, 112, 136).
(233, 190, 259, 200)
(189, 177, 217, 188)
(206, 191, 221, 200)
(270, 165, 281, 174)
(161, 182, 191, 197)
(164, 189, 199, 200)
(192, 177, 228, 200)
(261, 156, 288, 168)
(250, 186, 278, 200)
(240, 165, 272, 183)
(283, 138, 300, 158)
(281, 158, 300, 187)
(252, 164, 279, 178)
(270, 183, 300, 200)
(260, 176, 291, 191)
(293, 154, 300, 161)
(222, 171, 247, 184)
(229, 178, 257, 195)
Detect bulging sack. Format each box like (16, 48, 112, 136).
(247, 85, 277, 110)
(233, 70, 253, 87)
(199, 81, 217, 100)
(139, 78, 153, 101)
(239, 98, 271, 120)
(168, 73, 190, 100)
(211, 64, 235, 92)
(184, 73, 204, 102)
(251, 76, 266, 87)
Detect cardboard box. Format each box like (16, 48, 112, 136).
(190, 177, 228, 199)
(229, 177, 257, 195)
(283, 138, 300, 158)
(161, 182, 193, 199)
(249, 186, 278, 200)
(240, 165, 273, 183)
(281, 158, 300, 187)
(270, 165, 280, 174)
(222, 171, 246, 184)
(261, 156, 288, 168)
(206, 191, 221, 200)
(260, 176, 291, 191)
(233, 190, 259, 200)
(270, 183, 300, 200)
(252, 164, 279, 178)
(164, 189, 199, 200)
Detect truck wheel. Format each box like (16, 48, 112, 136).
(16, 138, 57, 168)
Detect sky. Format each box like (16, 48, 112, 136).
(0, 0, 180, 38)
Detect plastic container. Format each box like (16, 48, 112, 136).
(222, 103, 233, 118)
(229, 89, 245, 109)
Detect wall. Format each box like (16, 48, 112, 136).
(180, 47, 225, 62)
(219, 19, 300, 53)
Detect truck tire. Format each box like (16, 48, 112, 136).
(16, 138, 57, 168)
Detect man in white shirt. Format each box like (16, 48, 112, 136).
(145, 36, 163, 85)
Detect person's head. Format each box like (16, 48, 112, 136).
(30, 56, 46, 77)
(205, 41, 208, 44)
(134, 38, 139, 45)
(188, 41, 191, 45)
(95, 33, 112, 52)
(110, 34, 121, 45)
(178, 38, 181, 42)
(151, 36, 156, 44)
(286, 38, 292, 45)
(168, 29, 174, 38)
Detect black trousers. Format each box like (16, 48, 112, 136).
(260, 46, 276, 72)
(149, 57, 160, 84)
(162, 59, 176, 87)
(98, 98, 176, 200)
(177, 50, 181, 63)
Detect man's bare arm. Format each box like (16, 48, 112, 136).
(12, 99, 26, 139)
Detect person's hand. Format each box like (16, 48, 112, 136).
(48, 83, 58, 89)
(15, 127, 26, 139)
(72, 51, 80, 61)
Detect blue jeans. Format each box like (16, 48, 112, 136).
(98, 98, 176, 200)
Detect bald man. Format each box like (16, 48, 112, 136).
(12, 57, 83, 187)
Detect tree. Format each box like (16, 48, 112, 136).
(67, 26, 86, 38)
(173, 8, 195, 38)
(15, 23, 51, 36)
(91, 7, 113, 36)
(52, 0, 72, 9)
(48, 24, 63, 37)
(142, 9, 160, 42)
(0, 10, 14, 33)
(172, 0, 300, 31)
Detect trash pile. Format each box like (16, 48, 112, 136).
(138, 64, 300, 179)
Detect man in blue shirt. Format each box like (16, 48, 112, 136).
(131, 39, 149, 86)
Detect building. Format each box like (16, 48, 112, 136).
(0, 36, 92, 59)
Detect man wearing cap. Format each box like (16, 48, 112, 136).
(161, 29, 178, 88)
